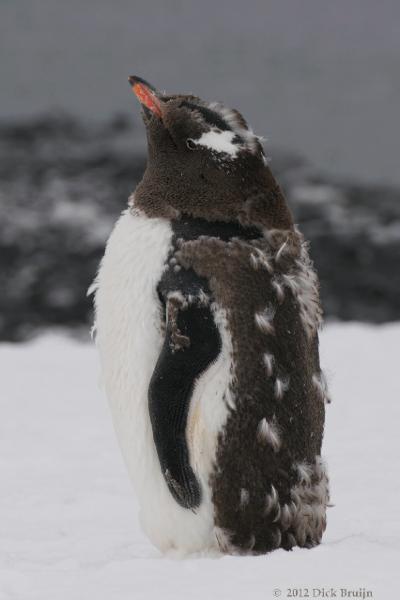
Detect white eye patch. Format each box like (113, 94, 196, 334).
(192, 130, 241, 157)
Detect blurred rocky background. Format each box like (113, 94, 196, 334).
(1, 0, 399, 340)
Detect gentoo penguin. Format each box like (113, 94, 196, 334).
(93, 76, 330, 555)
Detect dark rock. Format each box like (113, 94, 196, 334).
(0, 114, 399, 341)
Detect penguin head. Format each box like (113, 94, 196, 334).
(128, 76, 292, 229)
(128, 76, 265, 169)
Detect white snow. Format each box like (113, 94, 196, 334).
(1, 323, 399, 599)
(193, 130, 239, 156)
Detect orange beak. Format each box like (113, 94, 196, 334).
(128, 76, 163, 118)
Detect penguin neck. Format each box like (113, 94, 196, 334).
(134, 160, 294, 232)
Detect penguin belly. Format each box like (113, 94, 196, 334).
(94, 209, 230, 554)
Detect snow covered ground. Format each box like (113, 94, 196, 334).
(1, 323, 399, 599)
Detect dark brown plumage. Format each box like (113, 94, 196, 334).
(129, 77, 329, 554)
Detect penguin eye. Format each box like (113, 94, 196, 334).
(186, 138, 196, 150)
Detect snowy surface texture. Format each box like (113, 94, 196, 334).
(1, 324, 399, 599)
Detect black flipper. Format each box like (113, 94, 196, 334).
(148, 216, 260, 509)
(148, 270, 221, 509)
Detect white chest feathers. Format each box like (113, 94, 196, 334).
(93, 209, 232, 555)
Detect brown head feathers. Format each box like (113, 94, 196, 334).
(129, 78, 293, 230)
